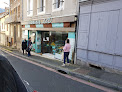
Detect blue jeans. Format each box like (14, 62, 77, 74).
(64, 52, 69, 64)
(28, 51, 31, 57)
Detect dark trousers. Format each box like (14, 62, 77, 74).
(28, 51, 31, 57)
(64, 52, 69, 64)
(23, 49, 24, 55)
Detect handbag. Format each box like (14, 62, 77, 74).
(26, 48, 30, 52)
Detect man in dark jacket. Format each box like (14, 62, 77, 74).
(27, 37, 32, 57)
(22, 39, 27, 55)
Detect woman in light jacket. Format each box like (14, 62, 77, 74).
(62, 39, 71, 66)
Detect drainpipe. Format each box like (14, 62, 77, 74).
(74, 1, 80, 64)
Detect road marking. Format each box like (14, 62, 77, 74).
(23, 80, 30, 85)
(23, 80, 38, 92)
(1, 49, 118, 92)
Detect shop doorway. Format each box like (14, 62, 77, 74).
(41, 32, 51, 53)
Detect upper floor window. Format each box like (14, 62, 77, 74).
(37, 0, 45, 14)
(52, 0, 64, 11)
(27, 0, 33, 16)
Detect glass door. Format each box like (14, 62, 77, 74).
(41, 32, 51, 53)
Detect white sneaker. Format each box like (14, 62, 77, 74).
(67, 63, 70, 66)
(62, 63, 66, 66)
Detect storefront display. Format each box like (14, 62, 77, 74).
(23, 30, 75, 61)
(41, 31, 67, 54)
(40, 31, 68, 59)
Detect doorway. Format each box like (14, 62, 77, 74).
(14, 26, 16, 43)
(41, 32, 52, 53)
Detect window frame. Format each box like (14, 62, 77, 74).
(52, 0, 64, 12)
(27, 0, 33, 16)
(37, 0, 46, 15)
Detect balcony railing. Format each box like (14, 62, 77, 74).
(5, 14, 21, 23)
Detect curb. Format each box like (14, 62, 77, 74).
(69, 72, 119, 91)
(1, 48, 122, 91)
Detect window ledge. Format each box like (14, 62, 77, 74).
(52, 7, 64, 12)
(27, 14, 33, 17)
(37, 11, 45, 15)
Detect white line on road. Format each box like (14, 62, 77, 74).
(23, 80, 30, 85)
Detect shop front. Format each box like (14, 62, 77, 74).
(41, 31, 68, 60)
(22, 16, 76, 62)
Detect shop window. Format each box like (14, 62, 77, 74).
(27, 0, 33, 16)
(52, 0, 64, 12)
(30, 31, 36, 52)
(37, 0, 45, 14)
(42, 32, 68, 55)
(30, 31, 36, 44)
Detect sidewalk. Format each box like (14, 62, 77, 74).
(1, 45, 122, 91)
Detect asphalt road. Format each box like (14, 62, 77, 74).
(0, 50, 114, 92)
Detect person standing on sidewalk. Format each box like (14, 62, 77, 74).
(27, 37, 32, 57)
(62, 39, 71, 66)
(22, 38, 27, 55)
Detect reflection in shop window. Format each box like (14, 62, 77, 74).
(42, 32, 68, 55)
(30, 31, 36, 52)
(31, 32, 36, 44)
